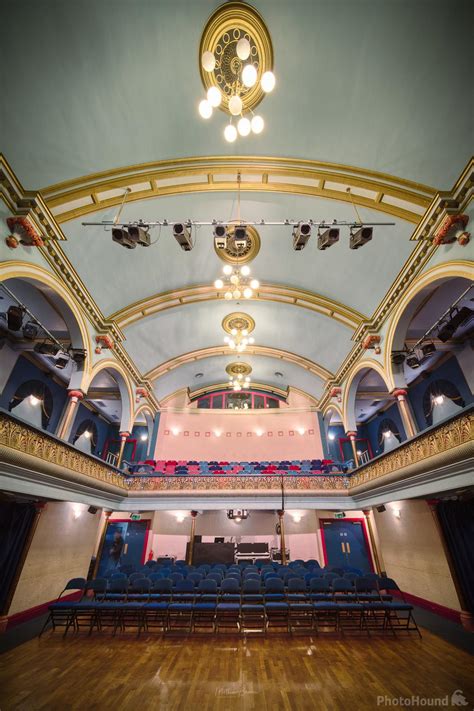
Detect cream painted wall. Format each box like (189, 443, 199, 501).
(9, 501, 102, 616)
(374, 499, 460, 611)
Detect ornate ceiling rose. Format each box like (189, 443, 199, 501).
(222, 312, 255, 335)
(226, 361, 252, 377)
(199, 1, 273, 116)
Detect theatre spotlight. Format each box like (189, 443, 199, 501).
(437, 307, 473, 342)
(213, 223, 228, 250)
(22, 320, 39, 340)
(292, 222, 311, 251)
(233, 225, 248, 250)
(34, 341, 61, 356)
(128, 224, 151, 247)
(7, 305, 24, 331)
(405, 352, 421, 369)
(317, 227, 340, 250)
(112, 227, 137, 249)
(70, 348, 87, 364)
(173, 222, 194, 251)
(420, 342, 436, 358)
(55, 354, 70, 369)
(349, 226, 373, 249)
(391, 351, 406, 366)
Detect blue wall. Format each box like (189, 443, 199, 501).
(407, 355, 472, 430)
(69, 403, 118, 457)
(0, 355, 68, 433)
(326, 423, 346, 461)
(359, 402, 406, 457)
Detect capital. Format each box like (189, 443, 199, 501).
(346, 431, 357, 438)
(277, 509, 285, 518)
(119, 431, 130, 439)
(391, 388, 408, 399)
(190, 510, 198, 518)
(68, 390, 84, 400)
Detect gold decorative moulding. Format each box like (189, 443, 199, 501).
(226, 361, 253, 377)
(199, 1, 274, 115)
(222, 312, 255, 335)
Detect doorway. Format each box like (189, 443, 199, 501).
(96, 519, 150, 576)
(320, 518, 374, 573)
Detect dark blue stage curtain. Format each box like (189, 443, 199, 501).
(437, 500, 474, 613)
(0, 501, 36, 614)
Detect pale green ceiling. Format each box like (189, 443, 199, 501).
(1, 0, 471, 188)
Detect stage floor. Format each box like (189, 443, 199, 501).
(1, 628, 473, 710)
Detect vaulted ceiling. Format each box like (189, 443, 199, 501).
(1, 0, 471, 405)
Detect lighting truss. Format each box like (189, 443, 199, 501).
(83, 219, 394, 229)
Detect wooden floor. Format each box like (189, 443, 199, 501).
(1, 629, 473, 710)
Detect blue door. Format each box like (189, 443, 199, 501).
(97, 520, 149, 576)
(321, 519, 373, 573)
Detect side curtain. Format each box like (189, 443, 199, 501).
(437, 500, 474, 613)
(0, 501, 36, 614)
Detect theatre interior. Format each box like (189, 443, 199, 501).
(0, 0, 473, 708)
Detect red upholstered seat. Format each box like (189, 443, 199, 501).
(289, 465, 300, 470)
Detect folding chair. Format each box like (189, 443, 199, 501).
(40, 578, 87, 637)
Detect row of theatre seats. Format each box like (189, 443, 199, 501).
(124, 459, 351, 476)
(43, 560, 420, 637)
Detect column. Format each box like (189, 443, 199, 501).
(391, 389, 417, 439)
(346, 431, 360, 466)
(362, 509, 382, 575)
(427, 500, 473, 632)
(0, 502, 46, 631)
(187, 511, 198, 565)
(117, 431, 130, 467)
(277, 510, 287, 565)
(56, 390, 84, 441)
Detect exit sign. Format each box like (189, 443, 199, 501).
(334, 512, 346, 519)
(130, 513, 141, 521)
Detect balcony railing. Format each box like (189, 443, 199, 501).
(0, 409, 127, 492)
(125, 473, 351, 492)
(349, 406, 473, 491)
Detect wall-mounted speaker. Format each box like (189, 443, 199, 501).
(88, 506, 98, 515)
(376, 505, 386, 513)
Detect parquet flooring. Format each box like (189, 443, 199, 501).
(1, 629, 473, 710)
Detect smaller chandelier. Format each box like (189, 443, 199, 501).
(214, 264, 259, 301)
(228, 373, 251, 391)
(224, 326, 255, 353)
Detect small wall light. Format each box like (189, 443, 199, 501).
(171, 428, 180, 436)
(176, 513, 186, 523)
(72, 504, 83, 520)
(328, 432, 335, 441)
(297, 427, 305, 436)
(84, 430, 92, 439)
(140, 433, 148, 441)
(434, 395, 444, 405)
(255, 429, 263, 437)
(393, 508, 401, 519)
(214, 430, 222, 437)
(291, 513, 302, 523)
(29, 395, 41, 406)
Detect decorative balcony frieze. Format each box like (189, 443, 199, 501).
(350, 409, 473, 492)
(0, 412, 127, 492)
(125, 474, 350, 492)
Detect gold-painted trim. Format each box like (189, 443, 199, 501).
(146, 344, 332, 385)
(225, 361, 252, 377)
(109, 283, 365, 331)
(199, 2, 273, 115)
(222, 312, 255, 334)
(41, 156, 435, 225)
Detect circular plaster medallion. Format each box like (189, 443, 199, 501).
(222, 312, 255, 335)
(226, 361, 252, 377)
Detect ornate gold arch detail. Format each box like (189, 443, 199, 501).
(41, 156, 434, 224)
(226, 361, 252, 377)
(145, 344, 333, 384)
(109, 282, 365, 331)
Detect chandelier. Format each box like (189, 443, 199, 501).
(224, 326, 255, 352)
(198, 0, 276, 145)
(228, 373, 251, 391)
(214, 263, 259, 300)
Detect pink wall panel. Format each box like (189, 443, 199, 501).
(154, 410, 324, 461)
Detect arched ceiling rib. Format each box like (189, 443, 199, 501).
(110, 282, 366, 331)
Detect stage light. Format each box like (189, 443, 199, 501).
(292, 222, 311, 250)
(128, 225, 151, 247)
(391, 351, 406, 366)
(233, 225, 247, 249)
(34, 342, 61, 356)
(112, 227, 136, 249)
(70, 348, 87, 364)
(437, 307, 473, 342)
(349, 226, 373, 249)
(173, 223, 193, 251)
(22, 321, 39, 340)
(214, 224, 228, 249)
(55, 354, 70, 370)
(420, 342, 436, 358)
(7, 305, 24, 331)
(317, 227, 340, 250)
(405, 352, 420, 369)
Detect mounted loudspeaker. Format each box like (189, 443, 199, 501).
(88, 506, 98, 515)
